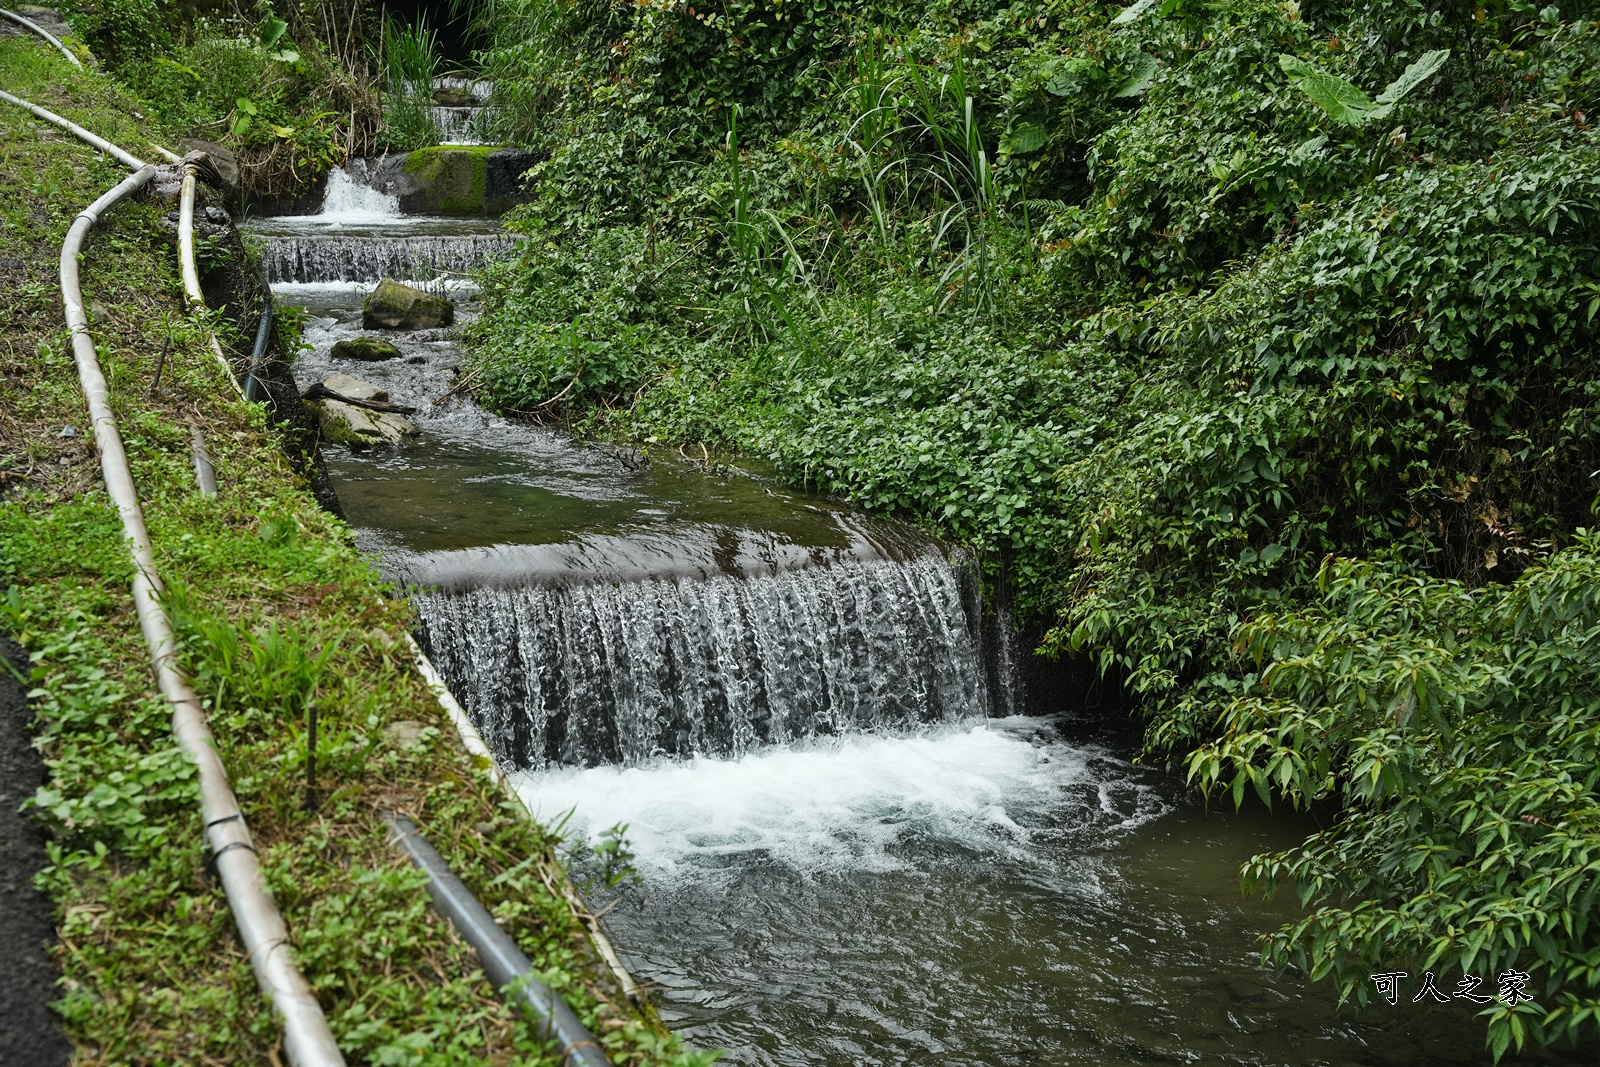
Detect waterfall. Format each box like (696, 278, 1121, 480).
(319, 165, 400, 218)
(414, 556, 989, 769)
(429, 106, 495, 144)
(259, 233, 520, 284)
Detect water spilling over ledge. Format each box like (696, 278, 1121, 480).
(258, 232, 519, 284)
(413, 555, 988, 768)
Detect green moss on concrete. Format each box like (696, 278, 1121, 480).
(401, 145, 496, 214)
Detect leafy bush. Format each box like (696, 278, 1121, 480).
(1195, 541, 1600, 1058)
(466, 0, 1600, 1053)
(61, 3, 377, 200)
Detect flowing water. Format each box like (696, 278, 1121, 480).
(418, 557, 986, 767)
(258, 167, 1586, 1066)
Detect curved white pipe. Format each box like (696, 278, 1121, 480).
(0, 7, 81, 67)
(177, 166, 248, 399)
(63, 170, 346, 1067)
(0, 88, 347, 1067)
(0, 88, 141, 167)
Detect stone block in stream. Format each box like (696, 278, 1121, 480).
(363, 278, 455, 330)
(331, 336, 404, 361)
(307, 373, 418, 446)
(322, 373, 390, 401)
(369, 146, 546, 215)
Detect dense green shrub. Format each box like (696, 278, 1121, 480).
(467, 0, 1600, 1052)
(59, 2, 376, 198)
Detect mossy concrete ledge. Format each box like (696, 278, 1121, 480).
(371, 145, 546, 215)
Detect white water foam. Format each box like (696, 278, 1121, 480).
(511, 720, 1169, 885)
(315, 166, 401, 223)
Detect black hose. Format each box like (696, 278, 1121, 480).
(386, 816, 613, 1067)
(245, 298, 274, 403)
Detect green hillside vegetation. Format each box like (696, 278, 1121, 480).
(54, 0, 382, 198)
(0, 34, 704, 1067)
(459, 0, 1600, 1055)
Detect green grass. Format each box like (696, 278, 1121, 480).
(0, 35, 713, 1067)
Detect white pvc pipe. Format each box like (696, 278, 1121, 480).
(62, 167, 346, 1067)
(178, 167, 250, 400)
(0, 7, 81, 67)
(0, 88, 141, 167)
(5, 91, 185, 165)
(0, 86, 348, 1067)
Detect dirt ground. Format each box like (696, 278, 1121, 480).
(0, 634, 69, 1066)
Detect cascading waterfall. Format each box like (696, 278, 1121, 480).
(414, 555, 989, 769)
(259, 233, 519, 284)
(430, 106, 497, 144)
(320, 165, 401, 217)
(248, 162, 519, 283)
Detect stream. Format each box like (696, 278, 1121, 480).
(250, 165, 1583, 1067)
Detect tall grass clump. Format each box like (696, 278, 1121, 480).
(376, 14, 442, 151)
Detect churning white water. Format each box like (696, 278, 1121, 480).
(318, 164, 401, 220)
(512, 719, 1170, 885)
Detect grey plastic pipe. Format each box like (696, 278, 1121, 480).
(0, 7, 81, 67)
(245, 297, 274, 402)
(2, 87, 349, 1066)
(404, 635, 641, 1000)
(190, 426, 216, 496)
(387, 815, 612, 1067)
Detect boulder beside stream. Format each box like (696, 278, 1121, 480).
(306, 373, 418, 446)
(331, 336, 403, 361)
(368, 146, 546, 215)
(363, 278, 454, 330)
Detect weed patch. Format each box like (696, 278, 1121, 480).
(0, 36, 710, 1067)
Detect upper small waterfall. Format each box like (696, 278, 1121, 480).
(245, 162, 519, 284)
(414, 555, 989, 769)
(319, 165, 401, 218)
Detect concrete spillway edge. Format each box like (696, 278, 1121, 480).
(403, 634, 643, 1002)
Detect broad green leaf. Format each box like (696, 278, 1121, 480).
(153, 56, 199, 80)
(257, 14, 288, 48)
(1111, 0, 1160, 25)
(1374, 49, 1450, 106)
(1278, 54, 1382, 125)
(1045, 57, 1098, 96)
(1001, 123, 1049, 155)
(1114, 53, 1159, 98)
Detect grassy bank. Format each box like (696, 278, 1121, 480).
(0, 36, 709, 1067)
(461, 0, 1600, 1054)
